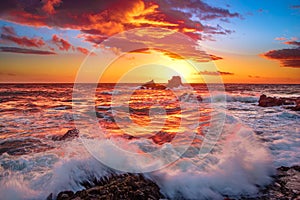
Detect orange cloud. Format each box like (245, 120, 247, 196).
(76, 46, 89, 55)
(0, 46, 55, 55)
(52, 34, 72, 51)
(0, 28, 45, 48)
(42, 0, 62, 14)
(0, 0, 239, 41)
(198, 70, 234, 76)
(262, 48, 300, 68)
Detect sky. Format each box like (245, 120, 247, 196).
(0, 0, 299, 83)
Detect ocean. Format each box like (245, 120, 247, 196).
(0, 83, 299, 199)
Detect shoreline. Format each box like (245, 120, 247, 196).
(50, 166, 300, 200)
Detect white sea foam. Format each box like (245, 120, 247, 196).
(0, 116, 275, 200)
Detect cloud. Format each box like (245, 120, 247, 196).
(0, 0, 240, 41)
(52, 34, 72, 51)
(0, 46, 56, 55)
(0, 26, 45, 48)
(42, 0, 62, 14)
(0, 72, 17, 76)
(283, 40, 300, 47)
(0, 0, 241, 60)
(290, 5, 300, 10)
(275, 37, 287, 41)
(248, 75, 260, 78)
(1, 34, 45, 47)
(76, 46, 89, 55)
(198, 70, 234, 76)
(78, 33, 108, 45)
(1, 26, 16, 35)
(262, 37, 300, 68)
(262, 48, 300, 68)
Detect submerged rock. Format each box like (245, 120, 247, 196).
(54, 173, 165, 200)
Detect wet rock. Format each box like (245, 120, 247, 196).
(55, 173, 165, 200)
(258, 94, 300, 111)
(179, 93, 202, 102)
(258, 94, 284, 107)
(52, 129, 79, 141)
(57, 191, 74, 200)
(242, 165, 300, 200)
(166, 76, 183, 88)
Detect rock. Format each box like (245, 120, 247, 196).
(242, 165, 300, 200)
(292, 99, 300, 111)
(258, 94, 284, 107)
(54, 173, 165, 200)
(179, 93, 202, 102)
(57, 191, 74, 200)
(140, 80, 166, 90)
(46, 193, 52, 200)
(52, 129, 79, 141)
(258, 94, 300, 111)
(166, 76, 183, 88)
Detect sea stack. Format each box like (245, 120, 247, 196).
(167, 76, 183, 88)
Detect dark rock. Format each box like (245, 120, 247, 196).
(258, 94, 284, 107)
(291, 99, 300, 111)
(46, 193, 52, 200)
(140, 80, 166, 90)
(166, 76, 183, 88)
(52, 129, 79, 141)
(57, 191, 74, 200)
(258, 94, 300, 111)
(242, 165, 300, 200)
(179, 93, 202, 102)
(55, 173, 165, 200)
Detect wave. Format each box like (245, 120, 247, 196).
(0, 115, 274, 200)
(203, 94, 259, 103)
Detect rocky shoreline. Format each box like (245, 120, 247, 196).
(49, 173, 165, 200)
(49, 166, 299, 200)
(258, 94, 300, 111)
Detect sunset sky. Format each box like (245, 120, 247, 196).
(0, 0, 299, 83)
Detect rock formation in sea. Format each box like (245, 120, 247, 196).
(140, 80, 166, 90)
(52, 128, 79, 141)
(258, 94, 300, 111)
(166, 76, 183, 88)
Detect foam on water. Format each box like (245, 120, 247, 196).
(0, 116, 274, 200)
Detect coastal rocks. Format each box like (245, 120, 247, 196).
(139, 76, 183, 90)
(52, 128, 79, 141)
(179, 93, 202, 102)
(166, 76, 183, 88)
(54, 173, 165, 200)
(258, 94, 300, 111)
(247, 165, 300, 200)
(140, 80, 166, 90)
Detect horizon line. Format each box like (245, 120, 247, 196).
(0, 82, 300, 85)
